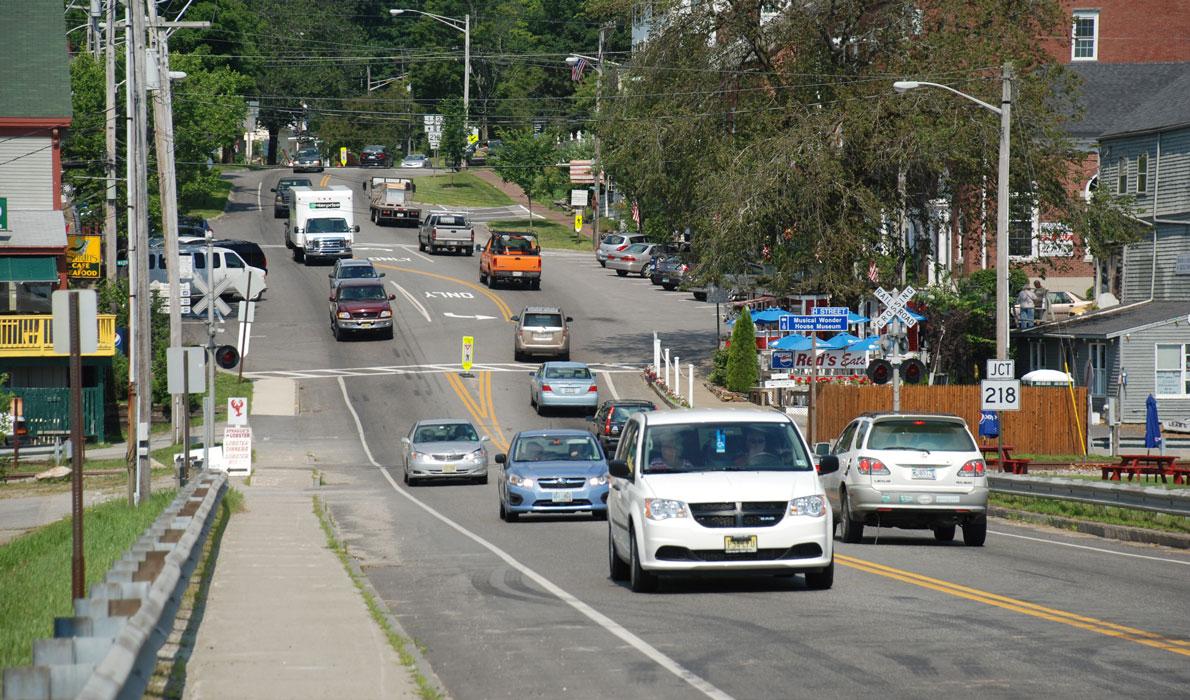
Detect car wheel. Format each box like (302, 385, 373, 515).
(839, 490, 864, 544)
(486, 274, 496, 289)
(933, 524, 956, 542)
(514, 350, 524, 362)
(616, 269, 628, 277)
(530, 279, 540, 290)
(804, 560, 834, 590)
(476, 474, 488, 485)
(466, 248, 474, 257)
(640, 264, 651, 278)
(629, 526, 658, 593)
(499, 500, 518, 522)
(418, 238, 426, 252)
(599, 260, 606, 268)
(402, 466, 410, 485)
(592, 509, 607, 521)
(332, 324, 342, 342)
(962, 517, 987, 547)
(663, 284, 677, 291)
(480, 270, 488, 284)
(608, 525, 629, 582)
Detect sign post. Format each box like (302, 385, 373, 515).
(870, 287, 919, 412)
(982, 359, 1018, 459)
(461, 335, 475, 376)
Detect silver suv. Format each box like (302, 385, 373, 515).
(596, 233, 646, 267)
(510, 306, 572, 361)
(818, 413, 988, 546)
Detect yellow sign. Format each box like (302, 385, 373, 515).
(461, 335, 474, 372)
(67, 234, 102, 279)
(339, 146, 348, 166)
(467, 133, 479, 145)
(574, 213, 583, 232)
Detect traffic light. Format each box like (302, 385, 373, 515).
(900, 358, 927, 384)
(866, 359, 893, 385)
(214, 345, 240, 370)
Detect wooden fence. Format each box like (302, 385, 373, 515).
(814, 384, 1088, 455)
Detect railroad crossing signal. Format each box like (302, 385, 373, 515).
(190, 275, 232, 318)
(872, 286, 918, 330)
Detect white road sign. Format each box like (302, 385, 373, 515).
(981, 379, 1021, 411)
(227, 397, 249, 426)
(222, 426, 252, 475)
(764, 379, 798, 388)
(190, 274, 232, 318)
(986, 360, 1015, 380)
(872, 286, 918, 330)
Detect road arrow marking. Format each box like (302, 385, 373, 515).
(444, 312, 496, 320)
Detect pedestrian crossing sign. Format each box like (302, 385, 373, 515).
(461, 336, 474, 372)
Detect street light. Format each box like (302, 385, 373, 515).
(893, 64, 1014, 362)
(565, 50, 619, 250)
(390, 8, 469, 121)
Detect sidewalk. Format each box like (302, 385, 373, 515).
(468, 168, 598, 241)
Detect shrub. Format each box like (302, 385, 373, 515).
(725, 308, 758, 392)
(708, 348, 730, 387)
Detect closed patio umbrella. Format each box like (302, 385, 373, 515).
(1145, 394, 1163, 454)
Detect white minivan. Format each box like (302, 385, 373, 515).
(607, 408, 837, 592)
(148, 245, 266, 301)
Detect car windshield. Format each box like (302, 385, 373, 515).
(434, 215, 467, 227)
(405, 154, 425, 160)
(415, 423, 478, 443)
(544, 366, 591, 380)
(299, 150, 319, 158)
(612, 404, 654, 421)
(523, 313, 562, 328)
(866, 419, 976, 452)
(338, 285, 386, 301)
(339, 265, 378, 279)
(363, 145, 385, 152)
(493, 235, 539, 255)
(307, 218, 350, 233)
(642, 422, 812, 474)
(514, 435, 600, 462)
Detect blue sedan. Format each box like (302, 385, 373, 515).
(497, 430, 609, 521)
(529, 361, 600, 416)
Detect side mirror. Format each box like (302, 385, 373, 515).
(814, 442, 831, 457)
(608, 459, 631, 479)
(480, 436, 491, 442)
(400, 437, 411, 446)
(379, 272, 386, 278)
(495, 453, 507, 464)
(269, 188, 276, 192)
(388, 293, 396, 300)
(475, 244, 483, 252)
(565, 316, 574, 322)
(328, 296, 335, 302)
(353, 225, 361, 233)
(328, 273, 334, 279)
(817, 455, 840, 475)
(509, 315, 520, 322)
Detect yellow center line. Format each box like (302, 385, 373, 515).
(371, 263, 513, 322)
(836, 554, 1190, 657)
(318, 173, 330, 187)
(444, 371, 509, 452)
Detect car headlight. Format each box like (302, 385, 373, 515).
(410, 451, 427, 460)
(466, 449, 485, 462)
(644, 498, 688, 521)
(379, 309, 392, 318)
(336, 311, 350, 319)
(789, 495, 826, 517)
(588, 475, 607, 486)
(508, 473, 534, 488)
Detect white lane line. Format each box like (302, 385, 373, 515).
(599, 370, 621, 401)
(990, 530, 1190, 565)
(389, 280, 432, 323)
(355, 245, 396, 252)
(256, 182, 262, 212)
(396, 243, 435, 264)
(335, 376, 733, 700)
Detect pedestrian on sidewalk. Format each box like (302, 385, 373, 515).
(1017, 286, 1035, 330)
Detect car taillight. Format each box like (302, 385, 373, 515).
(431, 228, 437, 240)
(680, 264, 688, 272)
(622, 256, 636, 262)
(856, 457, 890, 475)
(588, 385, 598, 392)
(959, 459, 986, 477)
(541, 384, 552, 392)
(603, 413, 613, 435)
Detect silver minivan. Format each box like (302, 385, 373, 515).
(510, 306, 572, 362)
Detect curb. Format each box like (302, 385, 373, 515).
(989, 506, 1190, 549)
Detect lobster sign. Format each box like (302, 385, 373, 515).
(227, 397, 249, 426)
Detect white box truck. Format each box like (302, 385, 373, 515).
(286, 185, 358, 264)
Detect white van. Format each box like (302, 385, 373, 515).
(148, 245, 267, 302)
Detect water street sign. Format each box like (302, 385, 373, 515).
(779, 315, 847, 332)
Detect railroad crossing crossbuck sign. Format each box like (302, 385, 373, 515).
(872, 286, 918, 330)
(190, 275, 232, 319)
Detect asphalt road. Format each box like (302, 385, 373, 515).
(215, 167, 1190, 700)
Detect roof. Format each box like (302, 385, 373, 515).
(0, 3, 71, 121)
(1066, 63, 1190, 139)
(0, 210, 67, 249)
(514, 428, 593, 438)
(335, 278, 387, 287)
(413, 418, 473, 426)
(336, 258, 376, 267)
(521, 306, 563, 314)
(1016, 300, 1188, 339)
(642, 407, 792, 426)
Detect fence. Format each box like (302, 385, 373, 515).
(814, 384, 1088, 455)
(12, 387, 106, 443)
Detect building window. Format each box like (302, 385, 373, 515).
(1116, 157, 1127, 194)
(1009, 194, 1037, 258)
(1072, 11, 1099, 61)
(1137, 153, 1148, 193)
(1155, 344, 1189, 397)
(1090, 342, 1107, 397)
(1029, 341, 1045, 372)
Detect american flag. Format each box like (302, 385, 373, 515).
(867, 260, 879, 283)
(570, 57, 589, 81)
(631, 200, 640, 226)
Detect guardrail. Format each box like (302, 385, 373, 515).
(988, 474, 1190, 518)
(3, 470, 227, 700)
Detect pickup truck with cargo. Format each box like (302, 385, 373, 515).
(419, 212, 475, 255)
(367, 177, 420, 227)
(286, 185, 359, 264)
(479, 232, 541, 289)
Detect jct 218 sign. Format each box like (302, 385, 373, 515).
(771, 349, 870, 370)
(67, 235, 102, 279)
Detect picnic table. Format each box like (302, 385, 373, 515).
(1101, 455, 1184, 484)
(979, 444, 1031, 475)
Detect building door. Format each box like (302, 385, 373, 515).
(1090, 342, 1107, 397)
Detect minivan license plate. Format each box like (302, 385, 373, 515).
(911, 468, 936, 480)
(551, 491, 574, 503)
(724, 535, 758, 554)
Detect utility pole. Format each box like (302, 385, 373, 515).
(463, 14, 470, 123)
(591, 24, 606, 252)
(994, 63, 1013, 362)
(104, 0, 117, 281)
(204, 231, 215, 475)
(88, 0, 101, 57)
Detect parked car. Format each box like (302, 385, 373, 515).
(642, 244, 682, 283)
(589, 399, 656, 454)
(479, 232, 541, 289)
(650, 255, 690, 291)
(359, 144, 393, 168)
(401, 153, 429, 168)
(401, 419, 489, 485)
(819, 413, 988, 546)
(418, 212, 474, 255)
(688, 261, 771, 301)
(328, 258, 383, 290)
(212, 239, 268, 275)
(596, 233, 646, 267)
(607, 408, 837, 592)
(510, 306, 572, 361)
(606, 242, 660, 278)
(1012, 290, 1094, 323)
(272, 177, 312, 218)
(496, 429, 609, 521)
(328, 279, 395, 340)
(528, 361, 599, 416)
(148, 243, 266, 302)
(177, 215, 213, 238)
(292, 147, 324, 173)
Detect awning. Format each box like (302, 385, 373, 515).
(0, 256, 58, 282)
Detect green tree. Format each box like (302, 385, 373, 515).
(62, 53, 108, 226)
(492, 128, 559, 231)
(725, 308, 759, 392)
(440, 97, 467, 170)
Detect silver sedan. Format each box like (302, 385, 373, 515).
(605, 242, 658, 277)
(401, 419, 490, 485)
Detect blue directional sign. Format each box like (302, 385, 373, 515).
(779, 314, 847, 332)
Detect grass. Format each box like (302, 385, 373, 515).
(1029, 471, 1190, 490)
(182, 177, 233, 221)
(1014, 453, 1114, 463)
(990, 493, 1190, 535)
(0, 488, 177, 670)
(487, 218, 591, 251)
(412, 172, 514, 208)
(313, 495, 442, 700)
